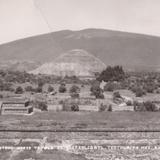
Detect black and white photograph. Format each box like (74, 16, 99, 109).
(0, 0, 160, 159)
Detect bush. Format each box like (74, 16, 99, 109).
(0, 94, 3, 98)
(25, 86, 34, 92)
(126, 100, 132, 106)
(69, 85, 80, 98)
(99, 103, 107, 112)
(1, 82, 14, 92)
(156, 89, 160, 94)
(15, 86, 23, 94)
(145, 86, 154, 93)
(108, 104, 112, 111)
(133, 100, 157, 112)
(37, 102, 48, 111)
(71, 104, 79, 111)
(35, 86, 42, 93)
(59, 83, 67, 93)
(48, 85, 54, 93)
(130, 86, 145, 97)
(143, 101, 157, 111)
(90, 81, 104, 99)
(104, 82, 115, 92)
(135, 88, 146, 97)
(62, 100, 79, 111)
(113, 91, 121, 99)
(133, 101, 145, 111)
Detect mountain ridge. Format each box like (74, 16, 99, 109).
(0, 28, 160, 71)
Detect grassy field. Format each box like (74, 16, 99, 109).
(0, 111, 160, 131)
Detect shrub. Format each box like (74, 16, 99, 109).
(2, 82, 14, 92)
(59, 83, 67, 93)
(35, 86, 42, 93)
(0, 94, 3, 98)
(108, 104, 112, 111)
(15, 86, 23, 94)
(133, 100, 157, 112)
(113, 91, 121, 99)
(135, 88, 146, 97)
(81, 84, 84, 88)
(143, 101, 157, 111)
(126, 100, 132, 106)
(99, 103, 107, 112)
(71, 104, 79, 111)
(144, 85, 156, 93)
(104, 82, 115, 92)
(156, 89, 160, 94)
(48, 85, 54, 93)
(130, 86, 146, 97)
(69, 85, 80, 98)
(90, 81, 104, 99)
(25, 86, 34, 92)
(133, 101, 145, 111)
(37, 79, 45, 88)
(37, 102, 48, 111)
(62, 100, 79, 111)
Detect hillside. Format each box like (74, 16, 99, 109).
(0, 28, 160, 71)
(0, 60, 41, 72)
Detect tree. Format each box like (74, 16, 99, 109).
(104, 82, 115, 92)
(59, 83, 67, 93)
(15, 86, 23, 94)
(90, 81, 104, 99)
(97, 65, 125, 82)
(69, 85, 80, 98)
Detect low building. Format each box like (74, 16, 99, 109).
(0, 98, 33, 115)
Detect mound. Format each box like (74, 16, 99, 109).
(31, 49, 106, 78)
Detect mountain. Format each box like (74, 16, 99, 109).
(31, 49, 106, 77)
(0, 28, 160, 71)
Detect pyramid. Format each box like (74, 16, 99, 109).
(31, 49, 106, 79)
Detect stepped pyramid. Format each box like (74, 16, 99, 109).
(31, 49, 106, 79)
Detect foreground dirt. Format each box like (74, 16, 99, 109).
(0, 112, 160, 159)
(1, 132, 160, 160)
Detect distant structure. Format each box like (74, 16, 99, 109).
(31, 49, 106, 80)
(0, 98, 33, 115)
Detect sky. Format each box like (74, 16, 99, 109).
(0, 0, 160, 44)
